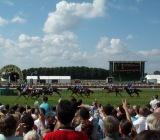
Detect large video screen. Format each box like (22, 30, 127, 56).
(114, 62, 140, 72)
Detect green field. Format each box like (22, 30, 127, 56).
(0, 88, 160, 107)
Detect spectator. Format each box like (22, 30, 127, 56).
(43, 100, 88, 140)
(40, 96, 50, 114)
(135, 130, 160, 140)
(103, 116, 121, 140)
(146, 112, 160, 130)
(16, 113, 39, 140)
(34, 108, 47, 136)
(99, 104, 114, 132)
(75, 107, 93, 139)
(119, 120, 132, 140)
(0, 114, 22, 140)
(150, 95, 160, 110)
(133, 107, 148, 134)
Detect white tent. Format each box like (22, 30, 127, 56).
(39, 76, 71, 84)
(145, 75, 160, 84)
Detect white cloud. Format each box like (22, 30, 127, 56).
(96, 37, 127, 55)
(138, 49, 160, 57)
(3, 0, 14, 6)
(126, 34, 133, 40)
(43, 0, 106, 33)
(0, 17, 8, 26)
(11, 16, 26, 24)
(0, 34, 160, 72)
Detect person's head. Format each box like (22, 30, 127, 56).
(135, 130, 160, 140)
(146, 113, 160, 130)
(128, 107, 136, 117)
(79, 107, 90, 120)
(119, 120, 132, 136)
(56, 100, 76, 125)
(17, 105, 26, 114)
(103, 116, 119, 137)
(0, 114, 17, 137)
(43, 96, 48, 103)
(154, 95, 158, 99)
(20, 113, 34, 133)
(102, 104, 114, 116)
(139, 107, 150, 117)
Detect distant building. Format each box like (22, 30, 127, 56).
(109, 61, 145, 81)
(26, 76, 71, 84)
(145, 75, 160, 84)
(26, 76, 38, 84)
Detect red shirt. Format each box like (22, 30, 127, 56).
(43, 129, 88, 140)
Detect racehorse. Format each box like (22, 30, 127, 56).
(42, 86, 61, 97)
(124, 87, 141, 97)
(67, 86, 81, 96)
(16, 86, 31, 99)
(103, 86, 122, 97)
(16, 86, 41, 99)
(79, 87, 94, 97)
(67, 86, 93, 97)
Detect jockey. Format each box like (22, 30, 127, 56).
(48, 84, 52, 92)
(22, 84, 28, 92)
(79, 85, 84, 92)
(109, 83, 114, 90)
(128, 82, 134, 92)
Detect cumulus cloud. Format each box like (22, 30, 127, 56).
(0, 0, 159, 72)
(11, 16, 26, 23)
(0, 33, 160, 72)
(0, 17, 8, 26)
(96, 37, 127, 55)
(126, 34, 133, 40)
(0, 32, 89, 68)
(43, 0, 106, 33)
(138, 49, 160, 57)
(3, 0, 14, 6)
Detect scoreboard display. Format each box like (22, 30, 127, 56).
(109, 61, 145, 81)
(113, 62, 140, 72)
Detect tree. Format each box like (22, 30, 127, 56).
(154, 71, 160, 75)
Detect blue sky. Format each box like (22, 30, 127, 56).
(0, 0, 160, 73)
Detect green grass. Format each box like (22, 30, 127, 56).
(0, 88, 160, 107)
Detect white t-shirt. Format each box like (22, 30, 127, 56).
(133, 116, 146, 134)
(24, 130, 39, 140)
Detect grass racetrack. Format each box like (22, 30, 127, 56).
(0, 88, 159, 107)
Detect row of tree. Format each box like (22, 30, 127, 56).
(22, 66, 110, 80)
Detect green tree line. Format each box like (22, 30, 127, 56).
(22, 66, 109, 80)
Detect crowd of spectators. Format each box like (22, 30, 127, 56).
(0, 94, 159, 140)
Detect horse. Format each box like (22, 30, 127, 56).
(16, 86, 42, 99)
(103, 86, 122, 97)
(67, 86, 93, 97)
(79, 87, 94, 97)
(16, 86, 30, 99)
(124, 87, 141, 97)
(42, 86, 61, 97)
(28, 88, 42, 99)
(67, 86, 81, 97)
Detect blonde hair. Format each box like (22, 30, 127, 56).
(103, 116, 119, 137)
(146, 113, 160, 130)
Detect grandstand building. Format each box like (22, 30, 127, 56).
(109, 61, 145, 81)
